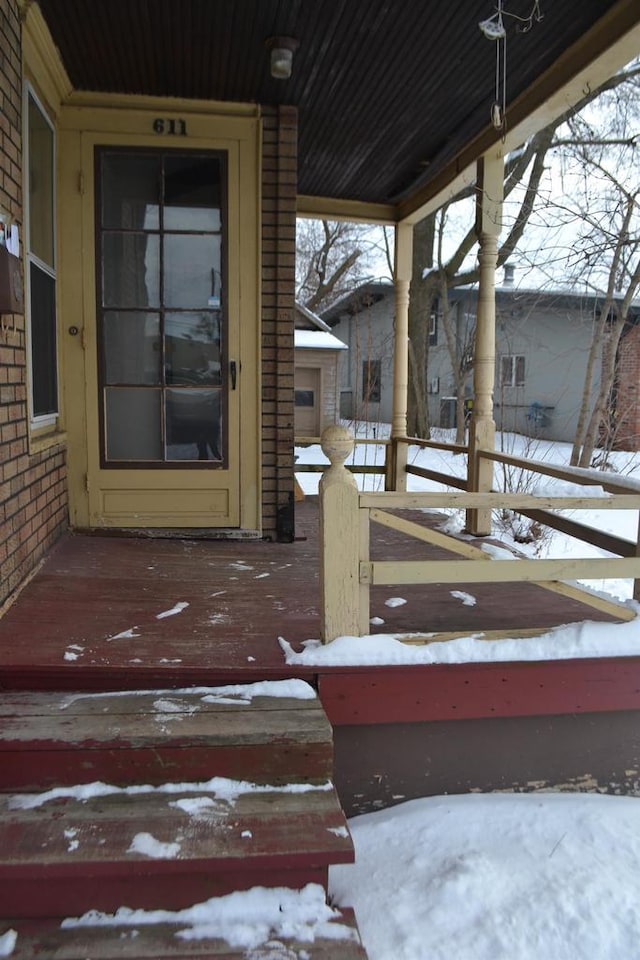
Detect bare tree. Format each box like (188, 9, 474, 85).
(408, 61, 640, 441)
(296, 219, 392, 314)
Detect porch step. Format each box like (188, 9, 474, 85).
(0, 683, 333, 790)
(0, 682, 367, 956)
(1, 902, 368, 958)
(0, 781, 353, 918)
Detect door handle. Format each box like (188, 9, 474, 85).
(230, 360, 237, 390)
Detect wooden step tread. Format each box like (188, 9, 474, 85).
(2, 899, 368, 958)
(0, 782, 354, 915)
(0, 685, 333, 789)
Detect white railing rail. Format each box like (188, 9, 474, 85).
(319, 427, 640, 643)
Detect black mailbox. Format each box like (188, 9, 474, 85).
(0, 245, 23, 315)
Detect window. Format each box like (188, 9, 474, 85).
(25, 88, 57, 426)
(500, 354, 525, 387)
(295, 390, 314, 407)
(429, 311, 438, 345)
(362, 360, 381, 403)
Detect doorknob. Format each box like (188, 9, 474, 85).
(230, 360, 237, 390)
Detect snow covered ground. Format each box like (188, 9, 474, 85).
(330, 792, 640, 960)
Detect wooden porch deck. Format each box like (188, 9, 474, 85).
(0, 498, 620, 692)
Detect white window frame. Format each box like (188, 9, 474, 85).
(500, 354, 525, 387)
(24, 82, 59, 431)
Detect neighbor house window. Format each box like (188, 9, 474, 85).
(500, 354, 525, 387)
(429, 311, 438, 345)
(362, 360, 381, 403)
(25, 87, 57, 426)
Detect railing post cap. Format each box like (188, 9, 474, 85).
(321, 424, 355, 466)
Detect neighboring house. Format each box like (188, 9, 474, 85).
(294, 303, 347, 437)
(325, 276, 640, 448)
(321, 282, 396, 424)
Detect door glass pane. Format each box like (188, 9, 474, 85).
(103, 233, 160, 308)
(103, 312, 160, 384)
(105, 387, 162, 460)
(98, 149, 226, 466)
(166, 388, 222, 461)
(164, 234, 221, 309)
(102, 153, 160, 230)
(28, 94, 54, 267)
(164, 155, 221, 231)
(165, 312, 221, 385)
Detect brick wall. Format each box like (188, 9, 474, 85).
(0, 0, 68, 608)
(613, 323, 640, 451)
(261, 105, 297, 541)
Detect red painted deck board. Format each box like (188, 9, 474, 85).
(0, 785, 353, 915)
(319, 657, 640, 725)
(0, 500, 624, 692)
(0, 689, 334, 790)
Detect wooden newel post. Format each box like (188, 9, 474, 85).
(319, 425, 363, 642)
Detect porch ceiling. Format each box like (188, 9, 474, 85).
(38, 0, 639, 212)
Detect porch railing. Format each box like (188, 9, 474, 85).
(318, 426, 640, 643)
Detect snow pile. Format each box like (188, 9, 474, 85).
(0, 930, 16, 958)
(62, 884, 358, 952)
(330, 792, 640, 960)
(8, 776, 332, 811)
(279, 607, 640, 666)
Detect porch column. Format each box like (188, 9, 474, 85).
(467, 153, 503, 535)
(387, 221, 413, 491)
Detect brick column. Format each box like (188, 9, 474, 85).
(260, 105, 297, 541)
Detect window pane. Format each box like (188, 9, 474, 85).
(166, 388, 222, 461)
(295, 390, 314, 407)
(105, 387, 162, 460)
(165, 312, 221, 386)
(164, 234, 222, 309)
(515, 355, 525, 386)
(102, 233, 160, 308)
(101, 153, 160, 230)
(362, 360, 381, 403)
(164, 156, 222, 231)
(28, 95, 54, 268)
(30, 263, 57, 417)
(103, 312, 160, 385)
(500, 356, 512, 386)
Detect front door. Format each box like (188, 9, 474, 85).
(65, 120, 259, 531)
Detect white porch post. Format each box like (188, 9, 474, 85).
(467, 153, 503, 535)
(387, 220, 413, 491)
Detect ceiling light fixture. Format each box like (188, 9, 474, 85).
(266, 37, 299, 80)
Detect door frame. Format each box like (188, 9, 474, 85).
(59, 100, 261, 532)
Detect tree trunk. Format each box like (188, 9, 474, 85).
(407, 215, 435, 438)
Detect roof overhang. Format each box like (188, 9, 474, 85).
(31, 0, 640, 224)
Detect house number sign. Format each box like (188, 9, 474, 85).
(153, 118, 187, 136)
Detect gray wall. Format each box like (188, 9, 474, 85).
(429, 290, 601, 443)
(330, 294, 395, 425)
(329, 286, 602, 445)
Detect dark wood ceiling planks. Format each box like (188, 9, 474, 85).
(38, 0, 635, 206)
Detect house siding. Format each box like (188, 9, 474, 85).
(294, 348, 341, 433)
(261, 105, 297, 540)
(330, 297, 395, 425)
(0, 0, 67, 608)
(428, 291, 603, 444)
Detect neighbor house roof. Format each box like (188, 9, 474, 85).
(294, 330, 348, 351)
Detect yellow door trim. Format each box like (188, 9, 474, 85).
(59, 104, 260, 531)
